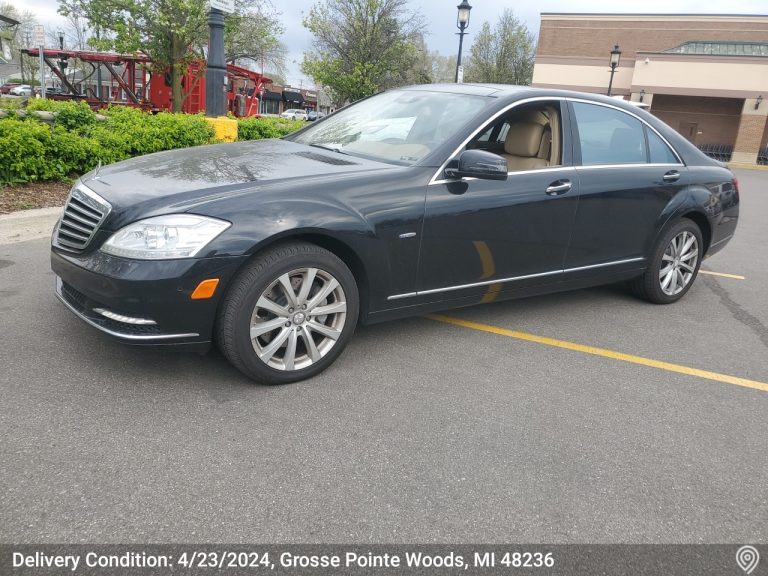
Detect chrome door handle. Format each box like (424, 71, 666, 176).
(662, 170, 680, 183)
(546, 180, 572, 196)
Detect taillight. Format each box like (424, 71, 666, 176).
(733, 177, 740, 194)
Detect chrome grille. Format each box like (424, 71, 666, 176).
(54, 184, 111, 252)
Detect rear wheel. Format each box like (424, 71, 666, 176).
(630, 219, 703, 304)
(217, 242, 359, 384)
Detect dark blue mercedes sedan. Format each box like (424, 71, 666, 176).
(51, 84, 739, 384)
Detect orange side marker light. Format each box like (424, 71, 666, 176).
(191, 278, 220, 300)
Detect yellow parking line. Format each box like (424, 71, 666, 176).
(427, 314, 768, 393)
(699, 270, 746, 280)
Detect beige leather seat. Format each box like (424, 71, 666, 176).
(502, 121, 549, 172)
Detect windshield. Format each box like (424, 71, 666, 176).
(288, 89, 491, 165)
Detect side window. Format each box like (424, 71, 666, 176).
(572, 102, 646, 165)
(468, 102, 562, 172)
(647, 127, 679, 164)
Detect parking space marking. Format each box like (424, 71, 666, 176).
(699, 270, 746, 280)
(427, 314, 768, 393)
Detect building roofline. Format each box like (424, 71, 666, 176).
(540, 13, 768, 17)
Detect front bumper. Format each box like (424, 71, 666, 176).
(52, 248, 247, 347)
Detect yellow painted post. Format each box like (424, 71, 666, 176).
(204, 116, 238, 142)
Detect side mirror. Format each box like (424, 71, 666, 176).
(445, 149, 508, 181)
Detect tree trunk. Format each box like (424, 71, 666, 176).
(170, 33, 184, 113)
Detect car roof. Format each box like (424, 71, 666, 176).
(399, 83, 535, 97)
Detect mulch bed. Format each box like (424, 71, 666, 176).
(0, 181, 72, 214)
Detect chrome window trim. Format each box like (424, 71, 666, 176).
(428, 95, 685, 186)
(574, 163, 685, 171)
(387, 257, 645, 300)
(431, 166, 575, 186)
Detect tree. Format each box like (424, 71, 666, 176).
(224, 3, 287, 78)
(58, 0, 207, 111)
(301, 0, 426, 104)
(464, 9, 535, 86)
(57, 0, 284, 112)
(427, 51, 456, 84)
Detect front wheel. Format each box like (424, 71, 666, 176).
(630, 219, 703, 304)
(217, 242, 359, 384)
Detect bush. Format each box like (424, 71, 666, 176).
(0, 119, 52, 184)
(101, 107, 214, 155)
(237, 116, 304, 140)
(0, 98, 24, 111)
(0, 106, 305, 186)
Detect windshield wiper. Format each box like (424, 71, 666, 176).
(308, 143, 349, 155)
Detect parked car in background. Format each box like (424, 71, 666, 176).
(51, 84, 739, 385)
(281, 108, 308, 120)
(9, 84, 33, 96)
(307, 110, 326, 121)
(33, 86, 64, 97)
(0, 82, 21, 94)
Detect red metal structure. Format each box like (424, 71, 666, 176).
(149, 60, 269, 117)
(22, 48, 270, 116)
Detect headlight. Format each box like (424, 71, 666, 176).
(101, 214, 231, 259)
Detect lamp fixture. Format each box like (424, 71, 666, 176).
(607, 44, 621, 96)
(454, 0, 472, 83)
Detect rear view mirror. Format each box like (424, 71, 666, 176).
(445, 149, 508, 181)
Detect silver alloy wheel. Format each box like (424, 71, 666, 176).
(249, 267, 347, 371)
(659, 230, 699, 296)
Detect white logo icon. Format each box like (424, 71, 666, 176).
(736, 545, 760, 575)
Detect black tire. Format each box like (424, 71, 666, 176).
(216, 242, 359, 384)
(630, 219, 703, 304)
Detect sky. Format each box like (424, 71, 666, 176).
(5, 0, 767, 87)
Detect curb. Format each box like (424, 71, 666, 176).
(0, 206, 62, 245)
(727, 163, 768, 172)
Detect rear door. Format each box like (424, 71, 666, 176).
(563, 100, 688, 275)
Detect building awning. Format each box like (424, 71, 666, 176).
(282, 90, 304, 105)
(262, 89, 281, 101)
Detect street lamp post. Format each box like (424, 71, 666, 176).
(607, 44, 621, 96)
(454, 0, 472, 83)
(205, 7, 228, 117)
(57, 30, 68, 93)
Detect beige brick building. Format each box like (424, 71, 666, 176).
(532, 14, 768, 164)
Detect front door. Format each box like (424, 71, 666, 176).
(418, 168, 579, 301)
(417, 99, 579, 303)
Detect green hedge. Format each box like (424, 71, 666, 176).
(237, 116, 304, 140)
(0, 102, 304, 186)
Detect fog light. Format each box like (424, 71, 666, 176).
(93, 308, 157, 325)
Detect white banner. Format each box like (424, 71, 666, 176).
(209, 0, 235, 13)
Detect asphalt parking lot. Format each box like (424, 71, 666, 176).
(1, 168, 766, 544)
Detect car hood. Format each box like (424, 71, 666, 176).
(81, 138, 392, 215)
